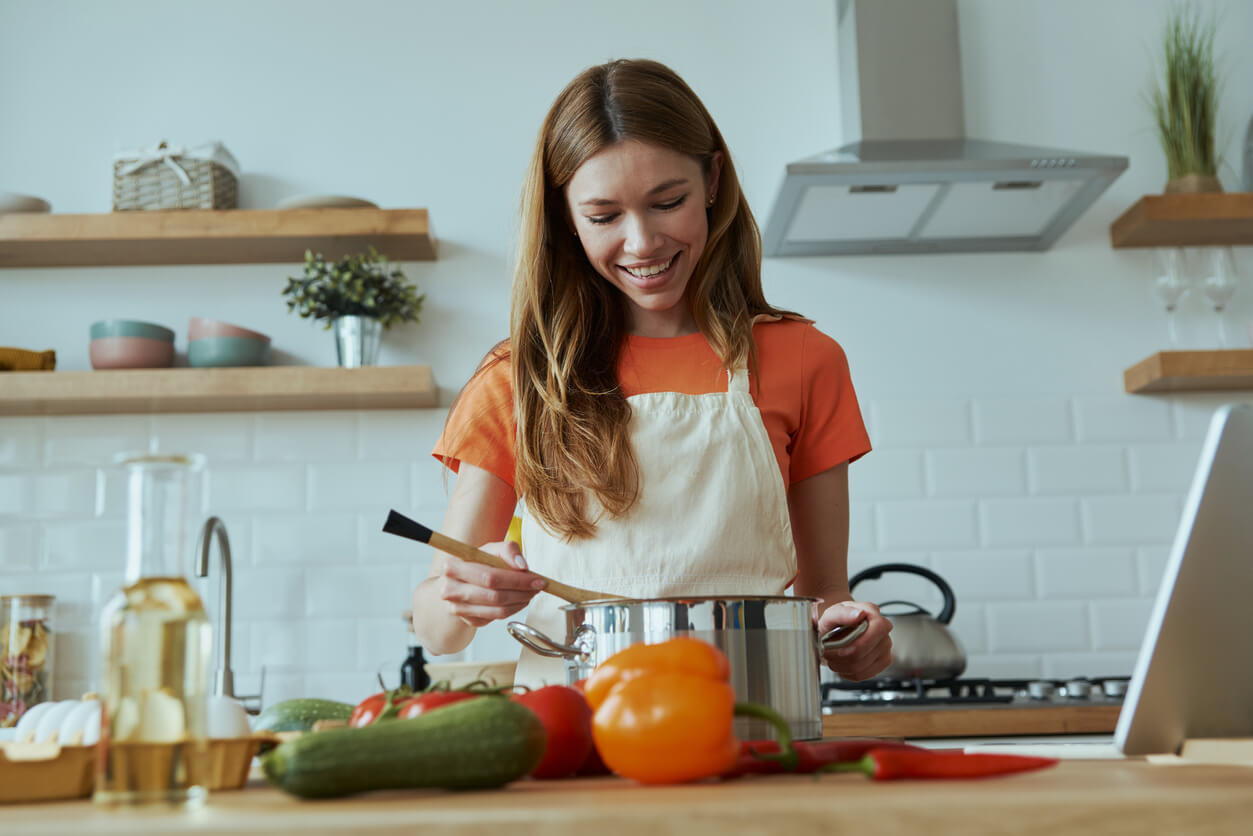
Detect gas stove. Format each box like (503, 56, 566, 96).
(820, 676, 1130, 739)
(822, 676, 1130, 708)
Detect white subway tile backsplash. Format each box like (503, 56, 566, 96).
(254, 514, 358, 565)
(309, 462, 409, 511)
(1035, 547, 1138, 599)
(869, 399, 972, 447)
(357, 618, 411, 680)
(360, 410, 448, 460)
(257, 412, 358, 462)
(152, 414, 255, 463)
(877, 500, 978, 549)
(927, 448, 1025, 497)
(42, 416, 151, 464)
(947, 603, 988, 655)
(1028, 445, 1127, 495)
(963, 653, 1044, 679)
(0, 522, 39, 570)
(973, 399, 1072, 445)
(304, 672, 380, 705)
(254, 671, 307, 707)
(306, 566, 411, 618)
(987, 602, 1089, 652)
(0, 420, 41, 466)
(231, 568, 306, 619)
(1081, 495, 1181, 545)
(0, 472, 26, 515)
(1127, 442, 1204, 493)
(849, 449, 924, 499)
(31, 470, 101, 517)
(1090, 599, 1154, 651)
(42, 519, 126, 571)
(847, 502, 875, 551)
(208, 465, 307, 513)
(1073, 398, 1173, 443)
(1041, 652, 1138, 679)
(250, 619, 356, 671)
(0, 572, 94, 630)
(980, 498, 1080, 547)
(1172, 399, 1241, 440)
(412, 459, 454, 508)
(1135, 547, 1171, 596)
(930, 551, 1035, 601)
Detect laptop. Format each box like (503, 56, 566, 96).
(968, 403, 1253, 759)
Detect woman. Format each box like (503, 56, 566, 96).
(412, 58, 891, 687)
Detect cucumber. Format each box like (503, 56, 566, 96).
(261, 696, 546, 798)
(253, 698, 354, 733)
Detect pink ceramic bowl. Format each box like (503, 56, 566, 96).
(188, 317, 270, 342)
(89, 336, 175, 370)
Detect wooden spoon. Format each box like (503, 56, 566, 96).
(382, 509, 617, 605)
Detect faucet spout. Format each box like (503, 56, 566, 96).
(195, 516, 234, 699)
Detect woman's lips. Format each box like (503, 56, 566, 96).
(619, 253, 678, 289)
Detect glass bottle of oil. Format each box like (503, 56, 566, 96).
(95, 453, 212, 808)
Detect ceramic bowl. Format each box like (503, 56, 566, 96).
(188, 336, 271, 367)
(188, 317, 270, 342)
(89, 336, 175, 370)
(89, 319, 175, 343)
(0, 192, 51, 213)
(423, 660, 517, 690)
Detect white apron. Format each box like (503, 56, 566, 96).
(515, 365, 798, 687)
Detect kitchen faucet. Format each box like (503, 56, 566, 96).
(194, 516, 263, 710)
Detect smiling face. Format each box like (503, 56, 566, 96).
(565, 140, 721, 337)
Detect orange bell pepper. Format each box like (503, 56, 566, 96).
(583, 637, 796, 785)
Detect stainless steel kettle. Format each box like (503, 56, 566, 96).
(850, 562, 966, 681)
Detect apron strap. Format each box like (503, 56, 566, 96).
(727, 367, 750, 394)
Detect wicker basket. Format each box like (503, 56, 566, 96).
(112, 141, 239, 211)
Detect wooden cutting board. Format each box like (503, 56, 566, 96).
(822, 703, 1121, 738)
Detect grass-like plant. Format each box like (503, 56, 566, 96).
(1148, 3, 1222, 182)
(282, 248, 425, 330)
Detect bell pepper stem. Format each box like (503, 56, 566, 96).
(733, 702, 800, 771)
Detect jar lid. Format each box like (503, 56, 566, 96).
(0, 594, 55, 604)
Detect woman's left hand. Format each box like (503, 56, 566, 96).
(816, 601, 893, 681)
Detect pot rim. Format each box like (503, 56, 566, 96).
(559, 594, 819, 611)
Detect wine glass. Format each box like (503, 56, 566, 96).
(1202, 247, 1239, 348)
(1154, 248, 1190, 347)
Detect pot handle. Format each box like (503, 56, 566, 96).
(819, 618, 869, 650)
(849, 562, 957, 625)
(506, 621, 584, 659)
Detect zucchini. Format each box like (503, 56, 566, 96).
(253, 698, 354, 733)
(261, 696, 546, 798)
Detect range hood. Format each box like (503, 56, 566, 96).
(763, 0, 1128, 257)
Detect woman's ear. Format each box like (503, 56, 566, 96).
(706, 151, 725, 205)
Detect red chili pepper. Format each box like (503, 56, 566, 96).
(827, 748, 1059, 780)
(729, 738, 927, 776)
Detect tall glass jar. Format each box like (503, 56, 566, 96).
(1, 594, 55, 728)
(94, 453, 212, 808)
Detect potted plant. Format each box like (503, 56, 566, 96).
(1148, 3, 1224, 193)
(282, 247, 424, 367)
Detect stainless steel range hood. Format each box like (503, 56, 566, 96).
(763, 0, 1128, 257)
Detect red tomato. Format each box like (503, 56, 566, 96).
(511, 685, 594, 780)
(570, 679, 612, 776)
(396, 690, 480, 719)
(348, 691, 389, 728)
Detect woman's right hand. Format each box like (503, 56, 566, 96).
(434, 540, 548, 627)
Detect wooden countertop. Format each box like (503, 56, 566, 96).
(6, 760, 1252, 835)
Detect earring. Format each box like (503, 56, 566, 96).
(707, 196, 715, 207)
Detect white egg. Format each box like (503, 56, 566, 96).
(138, 689, 185, 742)
(57, 700, 102, 746)
(206, 696, 251, 739)
(34, 700, 79, 744)
(14, 701, 55, 743)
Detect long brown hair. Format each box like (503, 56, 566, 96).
(508, 58, 787, 541)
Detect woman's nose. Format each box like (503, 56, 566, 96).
(623, 214, 662, 256)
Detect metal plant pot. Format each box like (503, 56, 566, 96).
(332, 316, 381, 368)
(508, 595, 866, 741)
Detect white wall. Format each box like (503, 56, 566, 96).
(2, 0, 1251, 704)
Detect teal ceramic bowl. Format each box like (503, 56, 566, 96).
(188, 336, 271, 368)
(89, 319, 175, 342)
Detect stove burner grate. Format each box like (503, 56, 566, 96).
(822, 676, 1132, 707)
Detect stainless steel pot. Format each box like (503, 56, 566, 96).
(507, 595, 867, 741)
(849, 563, 966, 681)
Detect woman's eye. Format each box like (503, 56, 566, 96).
(657, 195, 686, 211)
(586, 213, 618, 225)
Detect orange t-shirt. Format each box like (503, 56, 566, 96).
(433, 318, 871, 491)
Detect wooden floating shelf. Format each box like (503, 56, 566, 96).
(1110, 193, 1253, 248)
(1124, 349, 1253, 394)
(0, 207, 436, 267)
(0, 365, 437, 415)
